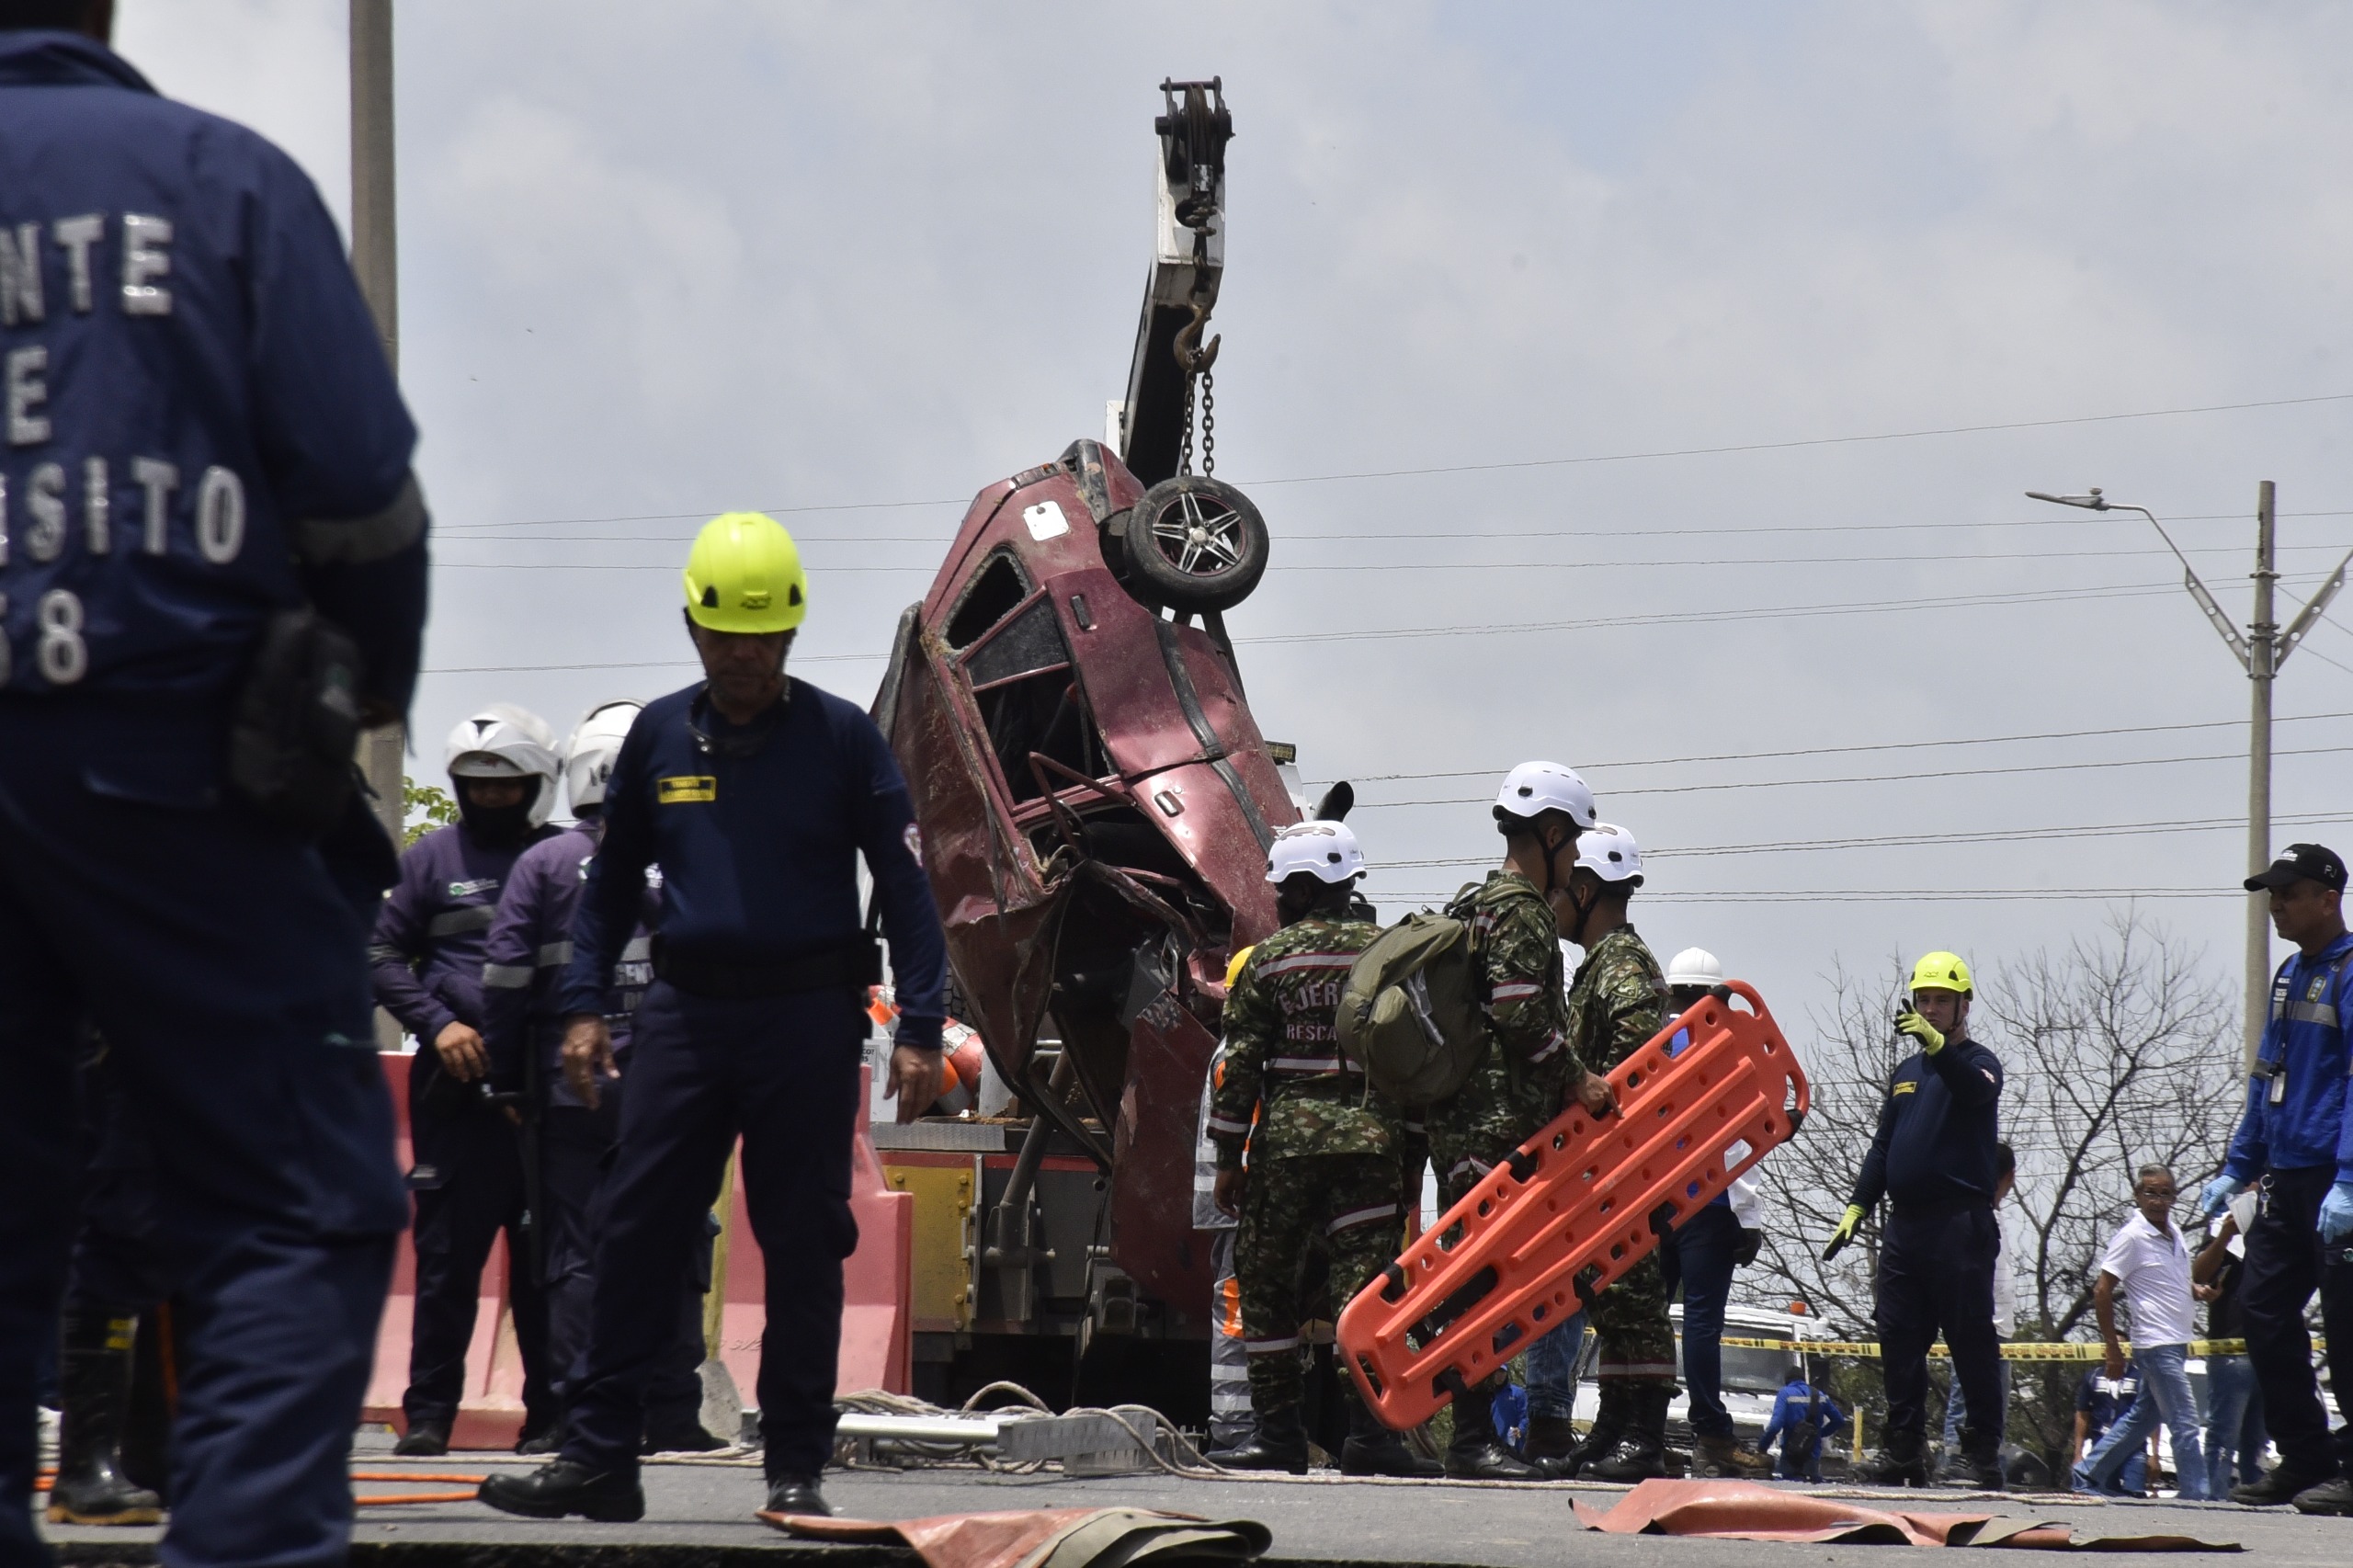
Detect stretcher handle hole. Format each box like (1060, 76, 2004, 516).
(1506, 1148, 1538, 1182)
(1380, 1263, 1407, 1303)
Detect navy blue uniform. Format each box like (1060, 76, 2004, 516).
(1847, 1034, 2005, 1456)
(371, 822, 562, 1440)
(0, 29, 426, 1568)
(479, 822, 705, 1439)
(2219, 935, 2353, 1480)
(558, 678, 946, 1483)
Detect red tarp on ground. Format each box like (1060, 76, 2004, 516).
(1573, 1479, 2241, 1551)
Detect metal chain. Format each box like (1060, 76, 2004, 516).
(1176, 374, 1196, 476)
(1199, 371, 1215, 476)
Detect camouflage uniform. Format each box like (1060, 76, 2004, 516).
(1426, 871, 1586, 1207)
(1566, 923, 1677, 1388)
(1210, 913, 1405, 1417)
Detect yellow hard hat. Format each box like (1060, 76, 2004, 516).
(1909, 950, 1972, 995)
(683, 512, 807, 634)
(1224, 945, 1256, 989)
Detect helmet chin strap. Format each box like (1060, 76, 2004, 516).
(1563, 879, 1600, 947)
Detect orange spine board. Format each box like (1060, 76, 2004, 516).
(1336, 981, 1809, 1430)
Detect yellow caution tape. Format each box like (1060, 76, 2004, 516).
(1719, 1335, 2272, 1361)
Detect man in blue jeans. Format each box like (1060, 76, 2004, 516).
(1656, 948, 1772, 1476)
(2192, 1199, 2268, 1493)
(2074, 1165, 2206, 1498)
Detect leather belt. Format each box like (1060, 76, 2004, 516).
(651, 936, 881, 1000)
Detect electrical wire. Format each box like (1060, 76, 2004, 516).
(1359, 887, 2239, 903)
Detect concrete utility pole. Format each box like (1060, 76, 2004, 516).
(352, 0, 404, 1047)
(2029, 481, 2353, 1067)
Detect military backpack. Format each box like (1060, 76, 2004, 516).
(1333, 886, 1493, 1108)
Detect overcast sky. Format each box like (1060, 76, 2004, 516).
(119, 1, 2353, 1044)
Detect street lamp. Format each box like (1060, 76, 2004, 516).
(2027, 483, 2353, 1063)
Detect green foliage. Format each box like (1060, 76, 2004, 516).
(404, 777, 458, 846)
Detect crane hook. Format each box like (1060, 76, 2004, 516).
(1174, 297, 1221, 375)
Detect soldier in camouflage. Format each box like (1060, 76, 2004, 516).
(1549, 823, 1682, 1482)
(1424, 763, 1619, 1479)
(1208, 822, 1428, 1477)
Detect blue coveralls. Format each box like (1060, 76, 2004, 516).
(1847, 1034, 2005, 1455)
(0, 29, 426, 1568)
(1759, 1379, 1846, 1481)
(558, 680, 947, 1483)
(479, 821, 709, 1439)
(371, 822, 562, 1439)
(2218, 932, 2353, 1482)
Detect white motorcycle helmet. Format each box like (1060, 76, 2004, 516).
(564, 700, 642, 816)
(1265, 821, 1367, 885)
(446, 703, 562, 829)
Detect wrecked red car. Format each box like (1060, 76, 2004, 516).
(870, 82, 1304, 1397)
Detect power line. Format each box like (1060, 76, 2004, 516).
(1371, 810, 2342, 869)
(1350, 710, 2353, 784)
(426, 391, 2353, 531)
(1360, 887, 2238, 903)
(1354, 743, 2353, 806)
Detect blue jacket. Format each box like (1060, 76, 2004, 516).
(370, 821, 560, 1048)
(1760, 1380, 1846, 1451)
(2224, 931, 2353, 1183)
(1849, 1035, 2004, 1211)
(0, 32, 424, 759)
(563, 679, 948, 1048)
(481, 818, 657, 1107)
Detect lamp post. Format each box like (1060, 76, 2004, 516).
(2027, 483, 2353, 1065)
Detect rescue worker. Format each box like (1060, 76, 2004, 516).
(1209, 822, 1427, 1477)
(1546, 824, 1678, 1480)
(0, 5, 428, 1561)
(480, 702, 725, 1455)
(1428, 763, 1616, 1478)
(1657, 946, 1772, 1479)
(1825, 951, 2005, 1489)
(1193, 950, 1256, 1456)
(2196, 844, 2353, 1514)
(479, 512, 949, 1523)
(373, 705, 565, 1455)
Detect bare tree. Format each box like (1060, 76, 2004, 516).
(1740, 911, 2239, 1475)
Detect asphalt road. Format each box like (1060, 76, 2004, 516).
(41, 1434, 2350, 1566)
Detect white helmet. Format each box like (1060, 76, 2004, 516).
(1665, 947, 1722, 991)
(1493, 761, 1598, 833)
(564, 700, 642, 814)
(1574, 822, 1643, 886)
(446, 703, 561, 827)
(1265, 821, 1367, 885)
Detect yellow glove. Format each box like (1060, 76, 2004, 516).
(1895, 1008, 1945, 1054)
(1823, 1202, 1866, 1261)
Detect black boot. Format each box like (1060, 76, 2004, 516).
(1444, 1381, 1540, 1480)
(1589, 1385, 1672, 1482)
(1861, 1427, 1928, 1488)
(45, 1312, 165, 1527)
(1341, 1394, 1438, 1477)
(393, 1421, 449, 1457)
(1959, 1426, 2004, 1492)
(1525, 1414, 1582, 1466)
(478, 1460, 646, 1522)
(764, 1473, 831, 1517)
(1537, 1381, 1628, 1480)
(2233, 1460, 2337, 1506)
(1217, 1402, 1309, 1474)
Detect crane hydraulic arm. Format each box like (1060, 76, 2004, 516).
(1116, 78, 1232, 487)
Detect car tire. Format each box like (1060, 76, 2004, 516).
(1120, 476, 1269, 613)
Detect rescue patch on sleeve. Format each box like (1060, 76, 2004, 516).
(657, 776, 717, 803)
(1893, 1080, 1917, 1096)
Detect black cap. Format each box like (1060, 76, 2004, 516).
(2245, 843, 2347, 893)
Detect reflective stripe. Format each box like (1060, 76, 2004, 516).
(426, 906, 494, 937)
(1256, 951, 1358, 977)
(536, 940, 574, 969)
(1597, 1360, 1680, 1379)
(1270, 1055, 1346, 1074)
(1491, 983, 1542, 1002)
(1327, 1202, 1399, 1235)
(366, 944, 404, 964)
(1205, 1115, 1251, 1136)
(1245, 1335, 1300, 1355)
(1210, 1392, 1253, 1413)
(482, 962, 532, 989)
(291, 471, 426, 565)
(2286, 1001, 2339, 1028)
(619, 936, 653, 962)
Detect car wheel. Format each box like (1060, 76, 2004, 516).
(1120, 476, 1269, 613)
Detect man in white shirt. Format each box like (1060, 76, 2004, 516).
(2072, 1165, 2209, 1499)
